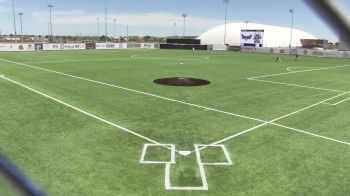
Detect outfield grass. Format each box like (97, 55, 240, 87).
(0, 49, 349, 195)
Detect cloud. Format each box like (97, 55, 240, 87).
(32, 9, 225, 32)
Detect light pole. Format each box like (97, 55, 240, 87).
(223, 0, 229, 45)
(104, 0, 108, 43)
(114, 18, 116, 42)
(182, 14, 187, 37)
(173, 22, 177, 37)
(11, 0, 17, 42)
(289, 8, 294, 48)
(96, 18, 100, 42)
(18, 12, 23, 43)
(48, 4, 54, 43)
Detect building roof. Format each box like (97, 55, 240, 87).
(198, 22, 316, 47)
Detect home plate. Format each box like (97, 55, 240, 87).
(179, 151, 191, 156)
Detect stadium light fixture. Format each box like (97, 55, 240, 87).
(289, 8, 294, 48)
(18, 12, 23, 43)
(11, 0, 17, 42)
(223, 0, 230, 45)
(182, 14, 187, 37)
(47, 4, 54, 43)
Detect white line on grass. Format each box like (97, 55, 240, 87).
(322, 97, 350, 106)
(248, 65, 350, 80)
(0, 58, 269, 124)
(248, 78, 345, 93)
(197, 90, 350, 151)
(1, 58, 349, 150)
(0, 75, 175, 153)
(270, 122, 350, 146)
(247, 65, 350, 93)
(286, 67, 326, 72)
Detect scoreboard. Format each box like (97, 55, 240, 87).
(240, 30, 264, 47)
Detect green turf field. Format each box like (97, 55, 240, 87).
(0, 49, 349, 195)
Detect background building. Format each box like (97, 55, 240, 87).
(198, 22, 316, 47)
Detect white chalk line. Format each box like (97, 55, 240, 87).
(197, 90, 350, 152)
(1, 58, 349, 151)
(249, 65, 350, 80)
(0, 75, 175, 153)
(0, 58, 268, 124)
(247, 77, 345, 93)
(322, 96, 350, 106)
(141, 143, 232, 190)
(247, 65, 350, 93)
(286, 66, 324, 72)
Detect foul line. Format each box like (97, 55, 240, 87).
(0, 75, 175, 153)
(1, 58, 349, 150)
(0, 58, 268, 124)
(197, 90, 350, 151)
(247, 65, 350, 93)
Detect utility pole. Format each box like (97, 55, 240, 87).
(173, 22, 177, 37)
(114, 18, 116, 42)
(104, 0, 108, 43)
(97, 18, 100, 42)
(289, 8, 294, 48)
(11, 0, 17, 42)
(223, 0, 230, 45)
(18, 12, 23, 43)
(182, 14, 187, 38)
(48, 4, 54, 43)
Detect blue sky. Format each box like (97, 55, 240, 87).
(0, 0, 349, 42)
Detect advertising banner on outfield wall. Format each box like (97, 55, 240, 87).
(0, 44, 35, 51)
(140, 43, 155, 49)
(43, 43, 86, 51)
(213, 44, 228, 51)
(241, 46, 350, 59)
(96, 43, 128, 49)
(86, 43, 96, 50)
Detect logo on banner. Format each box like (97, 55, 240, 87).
(18, 45, 24, 50)
(60, 44, 65, 49)
(106, 43, 115, 48)
(241, 34, 252, 41)
(253, 33, 262, 44)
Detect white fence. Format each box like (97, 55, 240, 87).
(241, 46, 350, 58)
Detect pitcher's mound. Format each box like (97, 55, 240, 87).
(153, 77, 210, 86)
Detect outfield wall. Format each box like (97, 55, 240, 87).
(241, 46, 350, 59)
(0, 43, 35, 51)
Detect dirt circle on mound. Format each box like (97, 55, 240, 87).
(153, 77, 210, 86)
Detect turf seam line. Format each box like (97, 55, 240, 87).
(0, 75, 175, 153)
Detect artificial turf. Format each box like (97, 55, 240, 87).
(0, 49, 349, 195)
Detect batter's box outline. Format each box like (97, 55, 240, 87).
(140, 143, 233, 191)
(140, 143, 176, 164)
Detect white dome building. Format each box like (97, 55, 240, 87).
(198, 22, 316, 47)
